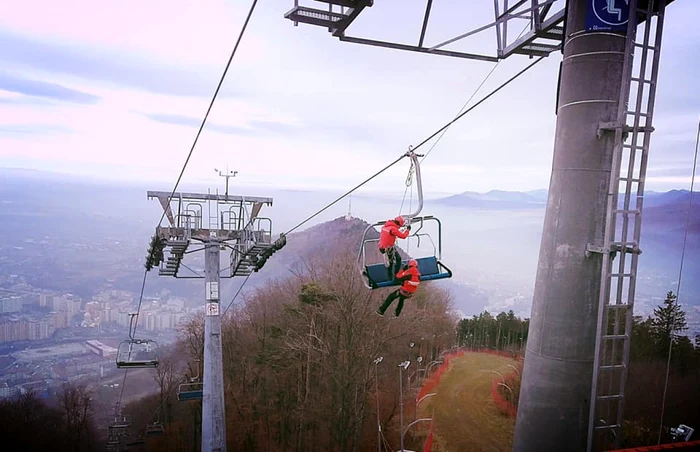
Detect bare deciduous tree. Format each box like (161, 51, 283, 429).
(58, 382, 94, 451)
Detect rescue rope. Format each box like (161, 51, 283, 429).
(657, 118, 699, 443)
(285, 55, 545, 237)
(418, 22, 533, 164)
(411, 55, 546, 157)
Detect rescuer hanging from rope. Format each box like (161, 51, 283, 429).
(378, 215, 411, 280)
(376, 259, 421, 317)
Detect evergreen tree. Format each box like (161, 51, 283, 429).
(630, 315, 655, 361)
(650, 291, 688, 357)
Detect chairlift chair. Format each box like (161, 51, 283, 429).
(109, 415, 132, 430)
(178, 360, 203, 401)
(146, 422, 165, 436)
(359, 215, 453, 289)
(116, 338, 159, 369)
(358, 149, 452, 289)
(177, 381, 204, 401)
(116, 314, 159, 368)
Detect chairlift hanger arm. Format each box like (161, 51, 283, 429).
(403, 149, 424, 221)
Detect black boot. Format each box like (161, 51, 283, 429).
(379, 290, 399, 315)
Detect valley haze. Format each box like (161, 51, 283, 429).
(0, 167, 698, 338)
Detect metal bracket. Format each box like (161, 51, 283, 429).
(610, 243, 643, 256)
(586, 243, 642, 259)
(585, 244, 609, 258)
(597, 122, 655, 140)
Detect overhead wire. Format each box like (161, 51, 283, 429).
(411, 55, 546, 155)
(656, 118, 699, 443)
(154, 0, 259, 229)
(115, 0, 259, 413)
(418, 60, 501, 164)
(398, 49, 509, 215)
(416, 18, 535, 165)
(223, 273, 252, 317)
(285, 153, 409, 235)
(116, 269, 149, 409)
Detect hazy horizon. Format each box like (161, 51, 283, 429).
(2, 165, 697, 197)
(2, 167, 698, 326)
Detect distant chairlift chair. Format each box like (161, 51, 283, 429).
(178, 360, 203, 401)
(145, 422, 165, 437)
(178, 380, 203, 402)
(116, 313, 159, 369)
(116, 338, 159, 368)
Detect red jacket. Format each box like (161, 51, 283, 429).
(396, 266, 421, 294)
(378, 220, 409, 249)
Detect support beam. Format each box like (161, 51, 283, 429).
(155, 195, 176, 227)
(513, 0, 629, 450)
(147, 191, 272, 205)
(418, 0, 433, 47)
(339, 35, 498, 62)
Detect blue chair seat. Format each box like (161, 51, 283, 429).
(178, 390, 203, 401)
(363, 256, 452, 289)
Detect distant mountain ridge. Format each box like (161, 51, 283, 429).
(435, 188, 697, 210)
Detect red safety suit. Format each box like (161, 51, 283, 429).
(396, 265, 420, 296)
(378, 220, 409, 250)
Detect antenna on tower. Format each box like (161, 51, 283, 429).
(214, 166, 238, 196)
(345, 194, 352, 220)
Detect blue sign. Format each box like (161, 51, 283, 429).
(586, 0, 630, 32)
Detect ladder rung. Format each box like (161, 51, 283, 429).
(610, 273, 633, 278)
(602, 334, 628, 340)
(605, 304, 630, 309)
(626, 111, 649, 117)
(599, 364, 626, 370)
(595, 423, 622, 430)
(613, 209, 640, 214)
(597, 394, 623, 401)
(617, 177, 642, 183)
(631, 77, 654, 85)
(633, 42, 656, 51)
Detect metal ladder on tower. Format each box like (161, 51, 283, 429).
(587, 1, 668, 450)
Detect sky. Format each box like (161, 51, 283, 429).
(0, 0, 699, 195)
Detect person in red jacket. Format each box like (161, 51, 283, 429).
(376, 259, 421, 317)
(378, 216, 411, 280)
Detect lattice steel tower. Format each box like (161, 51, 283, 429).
(149, 186, 280, 451)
